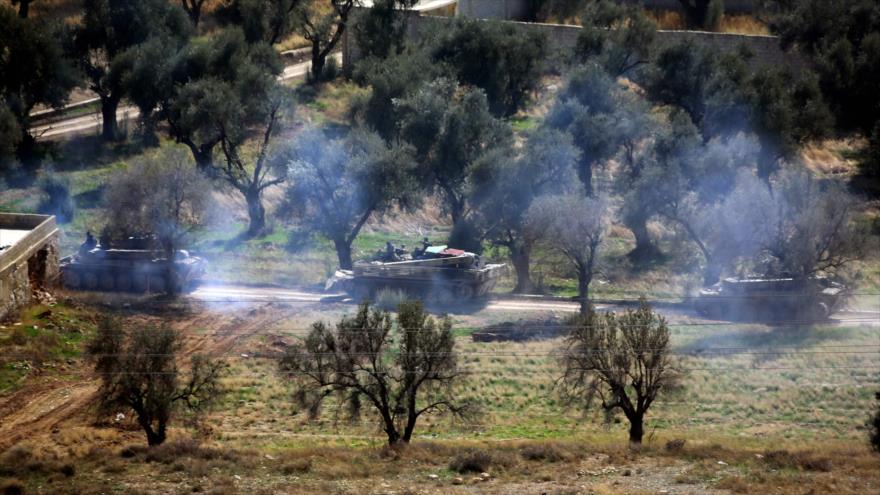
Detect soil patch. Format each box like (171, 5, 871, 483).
(472, 319, 565, 342)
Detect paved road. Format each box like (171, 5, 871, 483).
(30, 54, 341, 140)
(190, 283, 880, 326)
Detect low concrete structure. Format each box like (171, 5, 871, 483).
(0, 214, 60, 321)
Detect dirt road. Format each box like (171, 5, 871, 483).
(30, 55, 341, 140)
(191, 283, 880, 326)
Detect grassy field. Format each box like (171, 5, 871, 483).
(0, 298, 877, 494)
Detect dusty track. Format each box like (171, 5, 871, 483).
(191, 283, 880, 326)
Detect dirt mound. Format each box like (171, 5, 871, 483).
(472, 319, 566, 342)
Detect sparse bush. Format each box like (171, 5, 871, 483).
(36, 171, 74, 224)
(58, 464, 74, 477)
(520, 444, 566, 463)
(449, 449, 493, 473)
(280, 458, 312, 475)
(1, 479, 25, 495)
(142, 440, 226, 464)
(0, 446, 33, 476)
(665, 439, 686, 452)
(763, 449, 832, 472)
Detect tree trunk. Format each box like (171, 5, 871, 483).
(17, 0, 31, 18)
(244, 189, 266, 238)
(165, 250, 178, 296)
(625, 210, 661, 261)
(100, 94, 120, 142)
(310, 42, 325, 82)
(628, 413, 644, 444)
(189, 145, 214, 175)
(510, 246, 533, 293)
(334, 238, 354, 270)
(577, 264, 591, 315)
(703, 259, 722, 286)
(140, 418, 166, 446)
(578, 157, 593, 197)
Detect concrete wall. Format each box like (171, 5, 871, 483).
(343, 11, 806, 75)
(0, 214, 59, 321)
(456, 0, 530, 20)
(454, 0, 761, 22)
(623, 1, 758, 14)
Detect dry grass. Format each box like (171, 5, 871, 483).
(644, 10, 770, 35)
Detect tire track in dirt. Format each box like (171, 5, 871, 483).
(0, 380, 97, 452)
(0, 300, 300, 454)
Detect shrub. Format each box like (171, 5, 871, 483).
(280, 458, 312, 475)
(58, 463, 75, 477)
(763, 450, 832, 472)
(36, 172, 74, 224)
(143, 440, 224, 464)
(520, 444, 566, 462)
(1, 479, 25, 495)
(870, 390, 880, 453)
(374, 288, 408, 311)
(449, 449, 493, 473)
(665, 439, 686, 452)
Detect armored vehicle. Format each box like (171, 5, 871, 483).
(694, 276, 845, 321)
(326, 245, 506, 304)
(61, 236, 206, 293)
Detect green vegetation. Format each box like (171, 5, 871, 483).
(0, 303, 96, 393)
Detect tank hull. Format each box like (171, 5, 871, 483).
(694, 277, 844, 322)
(327, 259, 507, 304)
(60, 249, 207, 293)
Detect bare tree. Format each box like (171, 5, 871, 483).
(87, 318, 226, 446)
(526, 194, 606, 315)
(104, 146, 214, 294)
(279, 301, 470, 445)
(758, 168, 867, 279)
(558, 300, 680, 444)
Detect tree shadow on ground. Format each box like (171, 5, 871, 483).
(677, 324, 852, 364)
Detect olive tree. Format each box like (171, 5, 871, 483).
(220, 0, 302, 44)
(280, 301, 469, 445)
(396, 79, 511, 252)
(525, 194, 606, 315)
(471, 128, 580, 293)
(70, 0, 192, 141)
(546, 63, 628, 196)
(430, 18, 547, 118)
(297, 0, 358, 81)
(104, 147, 214, 294)
(88, 318, 226, 446)
(0, 6, 78, 165)
(559, 300, 680, 444)
(279, 128, 419, 269)
(575, 0, 656, 77)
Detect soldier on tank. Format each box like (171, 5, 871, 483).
(79, 231, 97, 255)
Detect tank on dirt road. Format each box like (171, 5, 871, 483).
(326, 244, 506, 304)
(694, 276, 845, 321)
(60, 236, 206, 293)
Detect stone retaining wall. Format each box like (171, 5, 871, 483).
(0, 214, 59, 321)
(343, 10, 806, 75)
